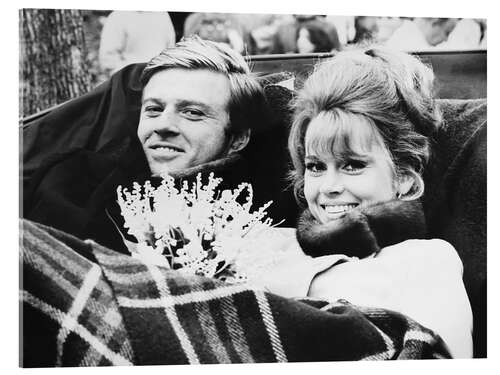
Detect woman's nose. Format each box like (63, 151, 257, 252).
(319, 169, 344, 195)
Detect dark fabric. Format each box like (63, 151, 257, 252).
(21, 218, 450, 367)
(23, 133, 148, 254)
(22, 63, 146, 189)
(422, 99, 487, 358)
(296, 200, 426, 258)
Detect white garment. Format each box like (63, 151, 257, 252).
(250, 227, 473, 359)
(385, 19, 432, 51)
(437, 19, 482, 50)
(480, 30, 487, 49)
(325, 16, 356, 45)
(99, 11, 176, 74)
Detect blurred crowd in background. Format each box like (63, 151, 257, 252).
(83, 11, 487, 84)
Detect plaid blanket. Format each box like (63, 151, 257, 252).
(20, 219, 451, 367)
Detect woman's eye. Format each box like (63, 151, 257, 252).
(343, 160, 366, 172)
(305, 161, 325, 173)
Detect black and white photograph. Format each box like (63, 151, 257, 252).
(15, 0, 491, 370)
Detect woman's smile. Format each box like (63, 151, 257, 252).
(321, 203, 359, 219)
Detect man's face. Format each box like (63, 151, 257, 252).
(137, 68, 232, 175)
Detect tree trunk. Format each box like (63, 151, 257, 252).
(20, 9, 92, 117)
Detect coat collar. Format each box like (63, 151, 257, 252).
(296, 199, 427, 258)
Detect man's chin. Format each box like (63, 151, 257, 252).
(146, 150, 189, 174)
(149, 161, 185, 177)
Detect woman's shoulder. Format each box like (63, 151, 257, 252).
(390, 238, 456, 251)
(380, 239, 464, 274)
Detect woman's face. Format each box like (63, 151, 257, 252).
(303, 115, 397, 224)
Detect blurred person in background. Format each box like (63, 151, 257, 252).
(479, 19, 487, 48)
(296, 20, 341, 53)
(376, 16, 403, 43)
(437, 18, 486, 49)
(183, 13, 245, 53)
(237, 14, 294, 55)
(325, 15, 356, 46)
(99, 11, 176, 76)
(385, 17, 458, 51)
(351, 16, 379, 45)
(273, 14, 340, 54)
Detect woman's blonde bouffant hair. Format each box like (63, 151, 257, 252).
(288, 47, 442, 206)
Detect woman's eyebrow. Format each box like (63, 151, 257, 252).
(304, 155, 320, 162)
(339, 149, 371, 159)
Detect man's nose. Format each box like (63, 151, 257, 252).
(153, 109, 180, 136)
(319, 169, 344, 195)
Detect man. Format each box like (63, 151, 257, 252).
(136, 37, 261, 175)
(23, 36, 296, 254)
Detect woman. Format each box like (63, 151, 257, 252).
(250, 47, 472, 358)
(296, 20, 341, 53)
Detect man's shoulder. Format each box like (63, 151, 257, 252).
(24, 149, 120, 210)
(41, 149, 118, 181)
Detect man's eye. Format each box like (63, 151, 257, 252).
(305, 161, 325, 173)
(343, 160, 366, 172)
(143, 105, 162, 115)
(183, 108, 204, 118)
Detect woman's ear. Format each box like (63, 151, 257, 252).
(228, 128, 251, 154)
(397, 172, 416, 197)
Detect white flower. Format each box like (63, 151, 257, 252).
(116, 173, 274, 282)
(131, 242, 171, 268)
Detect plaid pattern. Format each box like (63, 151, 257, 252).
(20, 219, 451, 367)
(21, 220, 134, 367)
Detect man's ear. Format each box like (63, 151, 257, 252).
(228, 128, 251, 154)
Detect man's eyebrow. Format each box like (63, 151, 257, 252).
(141, 98, 215, 113)
(141, 97, 163, 105)
(176, 100, 214, 113)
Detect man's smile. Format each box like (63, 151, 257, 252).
(149, 142, 184, 152)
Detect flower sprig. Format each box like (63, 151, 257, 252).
(116, 173, 274, 282)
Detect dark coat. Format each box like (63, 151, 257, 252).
(296, 200, 427, 258)
(423, 99, 487, 358)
